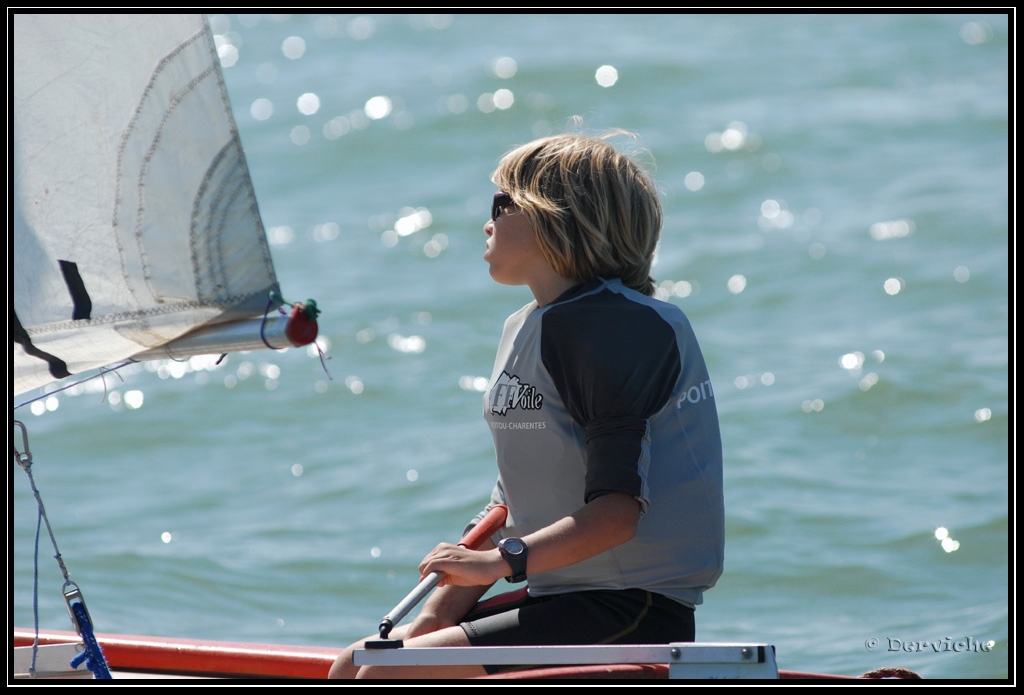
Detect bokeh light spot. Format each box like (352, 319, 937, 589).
(281, 35, 305, 60)
(595, 65, 618, 87)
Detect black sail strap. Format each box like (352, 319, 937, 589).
(13, 259, 95, 381)
(58, 260, 92, 321)
(12, 311, 71, 380)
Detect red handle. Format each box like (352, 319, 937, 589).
(457, 504, 508, 550)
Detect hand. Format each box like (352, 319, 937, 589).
(418, 543, 506, 588)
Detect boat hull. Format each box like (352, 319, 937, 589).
(16, 628, 903, 680)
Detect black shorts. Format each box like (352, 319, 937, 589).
(460, 587, 695, 675)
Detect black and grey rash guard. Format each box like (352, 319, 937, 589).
(479, 277, 724, 608)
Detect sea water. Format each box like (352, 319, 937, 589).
(12, 13, 1009, 680)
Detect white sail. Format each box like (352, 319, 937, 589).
(12, 14, 283, 397)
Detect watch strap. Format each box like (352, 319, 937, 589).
(498, 538, 528, 583)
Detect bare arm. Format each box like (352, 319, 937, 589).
(404, 538, 496, 635)
(420, 492, 641, 588)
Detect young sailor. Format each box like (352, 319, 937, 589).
(330, 132, 723, 679)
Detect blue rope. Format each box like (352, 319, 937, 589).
(15, 421, 112, 679)
(259, 293, 279, 350)
(31, 507, 42, 677)
(68, 602, 112, 679)
(315, 340, 333, 380)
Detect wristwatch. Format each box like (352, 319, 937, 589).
(498, 537, 528, 583)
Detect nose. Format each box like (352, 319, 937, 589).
(484, 219, 494, 236)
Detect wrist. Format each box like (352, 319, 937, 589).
(474, 548, 505, 585)
(498, 537, 529, 583)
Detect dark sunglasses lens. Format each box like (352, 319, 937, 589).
(492, 193, 512, 220)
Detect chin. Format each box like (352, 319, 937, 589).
(488, 268, 512, 285)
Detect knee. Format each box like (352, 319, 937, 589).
(353, 664, 389, 680)
(327, 646, 359, 679)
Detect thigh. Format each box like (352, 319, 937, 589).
(462, 588, 695, 647)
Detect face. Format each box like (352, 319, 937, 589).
(484, 192, 549, 287)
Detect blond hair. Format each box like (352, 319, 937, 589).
(491, 132, 663, 296)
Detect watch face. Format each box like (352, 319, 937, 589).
(503, 538, 524, 555)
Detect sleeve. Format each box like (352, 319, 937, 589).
(462, 479, 508, 539)
(541, 293, 680, 510)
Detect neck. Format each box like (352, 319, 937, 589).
(529, 273, 578, 307)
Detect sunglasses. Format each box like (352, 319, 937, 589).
(491, 192, 514, 221)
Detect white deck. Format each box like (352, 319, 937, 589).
(355, 642, 779, 679)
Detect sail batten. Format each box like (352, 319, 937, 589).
(13, 14, 281, 397)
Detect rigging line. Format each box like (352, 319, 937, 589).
(15, 423, 112, 679)
(31, 502, 42, 677)
(13, 361, 133, 411)
(315, 340, 333, 380)
(14, 420, 73, 676)
(259, 294, 278, 350)
(14, 425, 74, 586)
